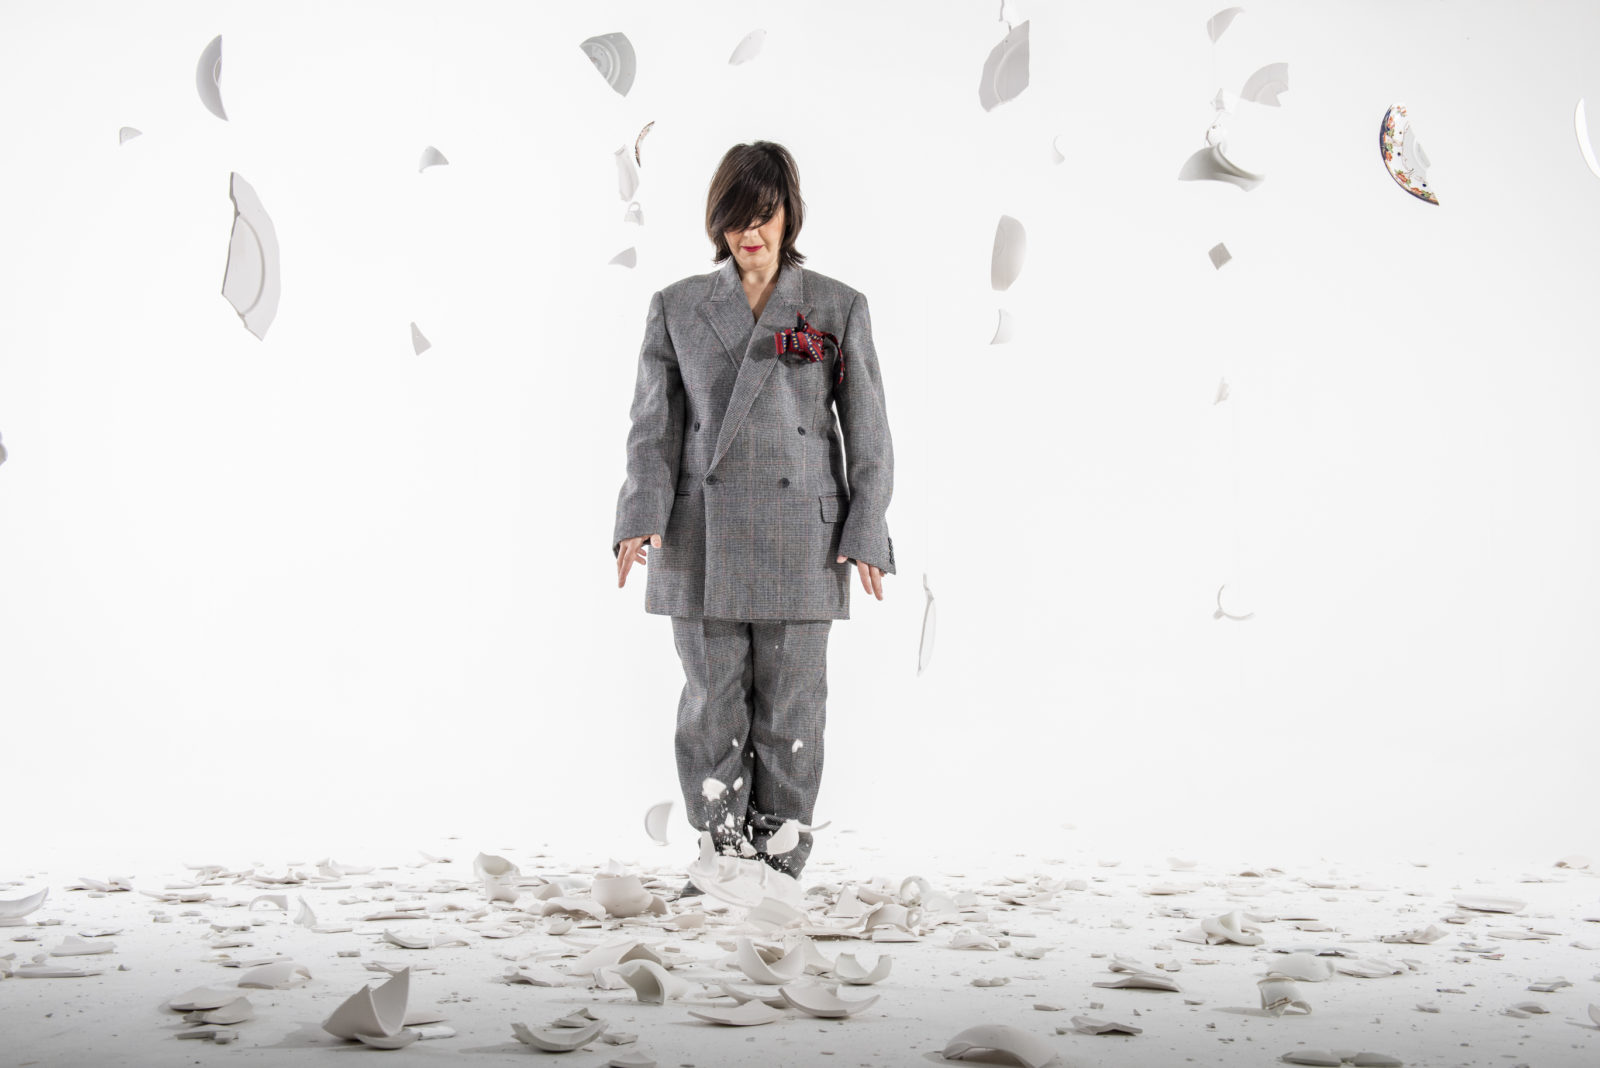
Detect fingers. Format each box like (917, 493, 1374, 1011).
(617, 535, 661, 588)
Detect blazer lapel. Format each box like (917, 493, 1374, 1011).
(700, 258, 810, 474)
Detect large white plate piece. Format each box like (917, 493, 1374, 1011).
(196, 35, 226, 120)
(978, 20, 1029, 111)
(581, 32, 636, 96)
(221, 172, 281, 339)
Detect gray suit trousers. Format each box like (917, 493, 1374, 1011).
(670, 616, 832, 875)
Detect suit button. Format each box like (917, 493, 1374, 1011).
(705, 474, 718, 484)
(796, 426, 805, 435)
(694, 421, 701, 431)
(779, 477, 789, 487)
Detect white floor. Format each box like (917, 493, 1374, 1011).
(3, 829, 1598, 1067)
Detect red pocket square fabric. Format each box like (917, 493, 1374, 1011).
(774, 311, 844, 386)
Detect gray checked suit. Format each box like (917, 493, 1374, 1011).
(612, 256, 895, 872)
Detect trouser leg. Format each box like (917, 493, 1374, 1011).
(671, 616, 758, 854)
(743, 619, 831, 875)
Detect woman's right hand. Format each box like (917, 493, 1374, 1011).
(616, 534, 662, 588)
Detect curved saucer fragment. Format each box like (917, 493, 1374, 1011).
(729, 29, 766, 65)
(1380, 103, 1438, 204)
(410, 322, 431, 355)
(831, 951, 893, 985)
(0, 886, 49, 922)
(323, 966, 410, 1040)
(1178, 142, 1264, 191)
(1240, 62, 1289, 106)
(778, 980, 879, 1018)
(990, 215, 1026, 291)
(644, 800, 672, 843)
(978, 20, 1029, 111)
(196, 35, 227, 120)
(609, 247, 637, 269)
(1576, 99, 1600, 179)
(942, 1023, 1056, 1068)
(688, 999, 787, 1026)
(418, 146, 449, 172)
(1207, 7, 1244, 42)
(580, 32, 636, 97)
(616, 145, 640, 201)
(118, 127, 142, 144)
(512, 1019, 607, 1051)
(1213, 583, 1254, 621)
(221, 172, 281, 340)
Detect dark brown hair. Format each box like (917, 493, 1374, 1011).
(705, 141, 806, 268)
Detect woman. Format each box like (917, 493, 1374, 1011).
(612, 141, 896, 895)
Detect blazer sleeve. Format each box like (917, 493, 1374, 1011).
(613, 289, 685, 559)
(833, 291, 896, 575)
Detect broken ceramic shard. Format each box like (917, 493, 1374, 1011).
(644, 800, 672, 844)
(765, 819, 803, 856)
(355, 1030, 418, 1049)
(1051, 133, 1066, 163)
(513, 1019, 607, 1050)
(221, 172, 281, 340)
(991, 215, 1026, 291)
(616, 145, 640, 200)
(729, 29, 766, 65)
(736, 936, 807, 984)
(16, 959, 104, 978)
(1213, 583, 1254, 621)
(624, 201, 645, 224)
(238, 960, 311, 988)
(918, 574, 937, 672)
(1380, 104, 1438, 204)
(118, 127, 142, 144)
(410, 322, 431, 354)
(610, 247, 637, 268)
(688, 1000, 787, 1026)
(990, 309, 1013, 345)
(183, 997, 254, 1025)
(1259, 976, 1312, 1015)
(1179, 142, 1264, 190)
(635, 120, 654, 166)
(942, 1023, 1056, 1068)
(196, 35, 227, 120)
(581, 32, 635, 96)
(170, 987, 246, 1012)
(1207, 7, 1243, 42)
(1264, 952, 1336, 981)
(1092, 971, 1182, 991)
(473, 852, 521, 903)
(779, 980, 879, 1018)
(1453, 893, 1525, 913)
(831, 952, 892, 984)
(614, 958, 693, 1003)
(1069, 1015, 1142, 1034)
(591, 874, 654, 918)
(418, 146, 448, 172)
(703, 777, 728, 801)
(0, 887, 49, 923)
(1575, 101, 1600, 179)
(324, 967, 411, 1040)
(978, 20, 1029, 111)
(1209, 242, 1232, 269)
(1240, 62, 1289, 106)
(383, 928, 467, 949)
(609, 1051, 657, 1068)
(48, 935, 114, 956)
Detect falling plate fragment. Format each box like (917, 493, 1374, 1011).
(989, 310, 1013, 345)
(1259, 976, 1312, 1015)
(943, 1023, 1056, 1068)
(1179, 143, 1264, 191)
(323, 967, 411, 1040)
(610, 247, 637, 268)
(1574, 101, 1600, 179)
(580, 32, 636, 97)
(410, 322, 431, 354)
(990, 215, 1026, 291)
(1069, 1015, 1142, 1035)
(918, 574, 937, 672)
(1209, 242, 1232, 269)
(514, 1020, 608, 1050)
(221, 172, 282, 340)
(195, 35, 227, 120)
(1240, 62, 1289, 106)
(644, 800, 672, 844)
(688, 1000, 787, 1026)
(729, 29, 766, 65)
(634, 120, 654, 166)
(1207, 7, 1243, 42)
(1380, 104, 1438, 205)
(978, 20, 1030, 111)
(616, 145, 640, 201)
(418, 146, 448, 172)
(779, 980, 880, 1018)
(118, 127, 142, 144)
(1213, 584, 1254, 621)
(593, 874, 655, 918)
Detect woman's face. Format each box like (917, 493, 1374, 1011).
(725, 202, 785, 275)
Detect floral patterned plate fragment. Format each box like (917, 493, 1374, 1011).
(1380, 103, 1438, 204)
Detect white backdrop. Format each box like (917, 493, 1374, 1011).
(2, 0, 1596, 872)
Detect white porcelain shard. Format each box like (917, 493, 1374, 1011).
(1265, 953, 1336, 981)
(1213, 583, 1255, 621)
(729, 29, 766, 65)
(1179, 142, 1264, 191)
(688, 999, 787, 1026)
(513, 1019, 608, 1050)
(942, 1023, 1057, 1068)
(1051, 134, 1065, 164)
(736, 936, 807, 984)
(610, 247, 637, 268)
(323, 967, 411, 1040)
(354, 1030, 418, 1049)
(990, 215, 1026, 290)
(592, 874, 654, 918)
(703, 777, 728, 801)
(1378, 924, 1446, 944)
(1214, 378, 1230, 404)
(418, 146, 449, 172)
(1240, 62, 1289, 106)
(409, 322, 431, 354)
(1259, 976, 1312, 1015)
(624, 201, 645, 225)
(615, 958, 693, 1004)
(779, 980, 879, 1017)
(746, 896, 808, 931)
(118, 127, 142, 144)
(951, 928, 1001, 950)
(49, 935, 115, 956)
(832, 952, 893, 984)
(609, 1051, 657, 1068)
(978, 20, 1030, 111)
(1575, 101, 1600, 179)
(687, 832, 804, 908)
(1092, 972, 1181, 991)
(580, 32, 636, 96)
(566, 939, 665, 976)
(1209, 242, 1232, 269)
(1203, 909, 1263, 945)
(196, 35, 227, 120)
(221, 172, 281, 339)
(1589, 1003, 1600, 1026)
(1207, 7, 1243, 42)
(184, 997, 254, 1025)
(1527, 977, 1571, 992)
(238, 960, 311, 988)
(474, 852, 521, 903)
(1330, 957, 1404, 978)
(765, 819, 802, 856)
(616, 145, 640, 201)
(170, 987, 245, 1012)
(382, 928, 467, 950)
(1283, 1052, 1342, 1067)
(17, 961, 104, 978)
(1069, 1015, 1142, 1034)
(990, 309, 1013, 345)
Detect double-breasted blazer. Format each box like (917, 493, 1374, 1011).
(613, 256, 895, 620)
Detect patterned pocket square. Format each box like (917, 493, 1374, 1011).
(774, 311, 844, 386)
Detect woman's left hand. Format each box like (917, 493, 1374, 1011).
(838, 555, 886, 600)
